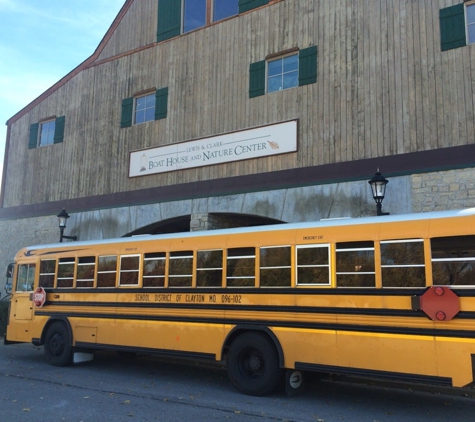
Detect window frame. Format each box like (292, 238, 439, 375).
(143, 252, 167, 287)
(259, 245, 292, 288)
(168, 250, 194, 287)
(119, 254, 141, 286)
(39, 259, 56, 288)
(38, 119, 56, 147)
(57, 257, 76, 288)
(431, 235, 475, 286)
(380, 239, 426, 288)
(466, 2, 475, 45)
(226, 247, 256, 288)
(336, 241, 376, 288)
(76, 256, 96, 288)
(134, 92, 157, 125)
(295, 244, 331, 287)
(266, 52, 299, 93)
(15, 264, 36, 292)
(97, 255, 118, 288)
(197, 249, 223, 288)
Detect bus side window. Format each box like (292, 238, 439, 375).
(143, 252, 166, 287)
(197, 250, 223, 287)
(57, 257, 75, 288)
(169, 251, 193, 287)
(77, 256, 96, 288)
(226, 247, 255, 287)
(431, 235, 475, 286)
(39, 260, 56, 288)
(336, 241, 375, 287)
(381, 239, 425, 287)
(296, 244, 330, 286)
(97, 255, 118, 288)
(16, 264, 36, 292)
(260, 246, 291, 287)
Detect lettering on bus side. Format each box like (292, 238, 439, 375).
(133, 293, 240, 304)
(303, 235, 323, 240)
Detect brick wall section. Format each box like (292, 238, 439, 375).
(412, 169, 475, 212)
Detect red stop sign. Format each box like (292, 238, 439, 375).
(33, 287, 46, 307)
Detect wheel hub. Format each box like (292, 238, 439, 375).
(248, 355, 261, 371)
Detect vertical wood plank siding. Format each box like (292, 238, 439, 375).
(3, 0, 475, 208)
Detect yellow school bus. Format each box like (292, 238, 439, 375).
(4, 208, 475, 395)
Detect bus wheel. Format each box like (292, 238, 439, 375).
(44, 321, 73, 367)
(227, 332, 282, 396)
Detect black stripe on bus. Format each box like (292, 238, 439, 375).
(75, 341, 216, 361)
(46, 287, 433, 295)
(295, 363, 453, 386)
(39, 300, 425, 317)
(39, 300, 475, 319)
(34, 310, 475, 340)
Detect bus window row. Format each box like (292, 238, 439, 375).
(14, 235, 475, 292)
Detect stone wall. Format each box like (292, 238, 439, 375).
(411, 168, 475, 212)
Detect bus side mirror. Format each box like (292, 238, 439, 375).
(6, 263, 14, 278)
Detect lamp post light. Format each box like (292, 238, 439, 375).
(368, 169, 390, 216)
(57, 208, 78, 242)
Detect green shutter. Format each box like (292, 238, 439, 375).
(157, 0, 182, 42)
(155, 87, 169, 120)
(239, 0, 269, 14)
(440, 4, 466, 51)
(28, 123, 39, 149)
(53, 116, 65, 144)
(121, 97, 134, 128)
(299, 45, 318, 86)
(249, 61, 266, 98)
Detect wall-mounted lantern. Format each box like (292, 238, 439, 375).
(368, 170, 390, 216)
(57, 208, 78, 242)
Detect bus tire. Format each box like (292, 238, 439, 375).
(227, 332, 282, 396)
(44, 321, 73, 367)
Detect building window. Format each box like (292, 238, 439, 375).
(121, 88, 168, 128)
(183, 0, 207, 33)
(214, 0, 239, 22)
(39, 120, 56, 146)
(249, 46, 318, 98)
(467, 4, 475, 44)
(135, 93, 156, 125)
(157, 0, 264, 42)
(28, 116, 65, 149)
(267, 54, 299, 93)
(183, 0, 240, 33)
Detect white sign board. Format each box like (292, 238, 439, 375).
(129, 120, 297, 177)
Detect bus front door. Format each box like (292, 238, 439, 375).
(7, 264, 36, 342)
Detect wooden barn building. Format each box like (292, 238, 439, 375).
(1, 0, 475, 287)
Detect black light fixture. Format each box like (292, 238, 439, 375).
(57, 208, 78, 242)
(368, 169, 390, 216)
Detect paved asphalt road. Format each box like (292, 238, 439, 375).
(0, 341, 474, 422)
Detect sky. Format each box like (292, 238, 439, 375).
(0, 0, 125, 188)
